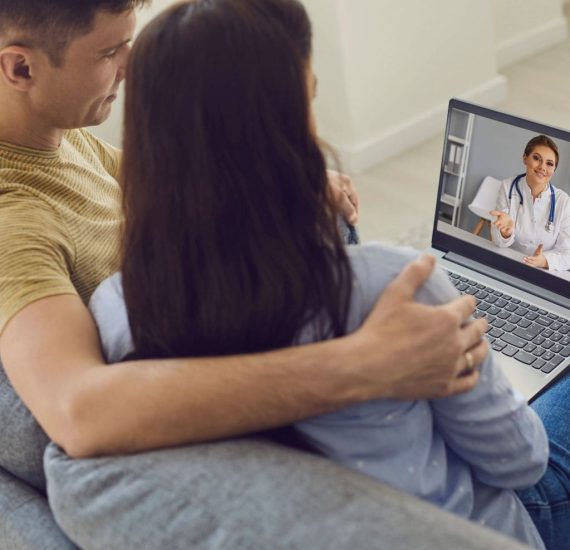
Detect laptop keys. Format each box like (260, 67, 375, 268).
(514, 350, 535, 365)
(492, 341, 506, 351)
(501, 345, 518, 357)
(513, 325, 542, 341)
(445, 270, 569, 376)
(501, 333, 526, 349)
(543, 356, 564, 373)
(536, 316, 553, 327)
(524, 343, 536, 352)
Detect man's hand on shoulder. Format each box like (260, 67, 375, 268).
(347, 255, 487, 401)
(327, 169, 359, 225)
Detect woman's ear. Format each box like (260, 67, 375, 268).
(0, 46, 34, 91)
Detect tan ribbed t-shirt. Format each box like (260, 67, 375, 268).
(0, 129, 123, 333)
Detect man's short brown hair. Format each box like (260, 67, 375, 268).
(0, 0, 151, 66)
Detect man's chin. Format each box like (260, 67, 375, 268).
(86, 104, 114, 128)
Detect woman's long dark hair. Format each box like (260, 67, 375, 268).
(121, 0, 353, 359)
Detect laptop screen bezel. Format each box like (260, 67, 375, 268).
(431, 98, 570, 299)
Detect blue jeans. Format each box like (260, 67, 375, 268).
(516, 372, 570, 550)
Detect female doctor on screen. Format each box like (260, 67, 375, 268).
(490, 134, 570, 271)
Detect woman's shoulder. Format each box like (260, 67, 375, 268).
(345, 242, 459, 316)
(346, 241, 418, 280)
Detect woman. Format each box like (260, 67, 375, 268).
(90, 0, 552, 547)
(490, 135, 570, 271)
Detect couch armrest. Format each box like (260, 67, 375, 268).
(0, 466, 77, 549)
(45, 438, 530, 549)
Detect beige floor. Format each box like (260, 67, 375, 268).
(355, 18, 570, 248)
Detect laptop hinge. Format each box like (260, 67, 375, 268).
(444, 252, 570, 309)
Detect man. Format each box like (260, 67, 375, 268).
(0, 0, 485, 502)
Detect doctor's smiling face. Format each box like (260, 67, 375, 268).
(523, 144, 557, 189)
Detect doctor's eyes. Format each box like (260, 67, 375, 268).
(531, 154, 555, 168)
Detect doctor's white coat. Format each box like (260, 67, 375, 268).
(491, 176, 570, 272)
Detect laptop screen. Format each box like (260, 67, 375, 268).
(433, 99, 570, 300)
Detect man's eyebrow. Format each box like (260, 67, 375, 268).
(97, 38, 131, 54)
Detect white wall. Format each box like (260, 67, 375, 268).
(91, 0, 569, 172)
(492, 0, 567, 68)
(306, 0, 507, 173)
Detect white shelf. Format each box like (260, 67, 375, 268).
(443, 166, 460, 177)
(439, 112, 474, 228)
(441, 193, 461, 207)
(447, 134, 466, 145)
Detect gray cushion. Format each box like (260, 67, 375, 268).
(0, 466, 76, 549)
(45, 439, 530, 550)
(0, 363, 48, 493)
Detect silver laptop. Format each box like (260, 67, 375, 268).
(429, 99, 570, 401)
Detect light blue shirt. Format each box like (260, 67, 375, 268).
(90, 242, 548, 549)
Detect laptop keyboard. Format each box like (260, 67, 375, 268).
(447, 271, 570, 375)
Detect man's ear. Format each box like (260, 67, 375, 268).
(0, 46, 35, 91)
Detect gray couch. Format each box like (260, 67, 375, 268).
(0, 366, 531, 549)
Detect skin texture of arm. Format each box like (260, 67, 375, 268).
(0, 255, 487, 459)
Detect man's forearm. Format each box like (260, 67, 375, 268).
(4, 261, 486, 461)
(66, 337, 359, 458)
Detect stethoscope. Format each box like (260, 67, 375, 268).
(508, 172, 556, 233)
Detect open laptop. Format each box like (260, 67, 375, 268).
(429, 99, 570, 401)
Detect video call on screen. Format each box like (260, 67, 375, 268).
(436, 108, 570, 282)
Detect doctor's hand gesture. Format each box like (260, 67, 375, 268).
(523, 244, 549, 269)
(490, 210, 514, 238)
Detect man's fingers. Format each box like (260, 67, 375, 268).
(327, 170, 359, 225)
(342, 176, 360, 211)
(458, 319, 488, 359)
(440, 294, 476, 324)
(535, 244, 544, 256)
(489, 210, 502, 218)
(380, 255, 436, 306)
(443, 338, 487, 397)
(463, 336, 488, 367)
(340, 193, 358, 225)
(442, 370, 480, 397)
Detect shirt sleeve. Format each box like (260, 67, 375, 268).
(419, 269, 549, 489)
(490, 180, 516, 248)
(357, 244, 548, 490)
(431, 357, 547, 490)
(0, 190, 77, 334)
